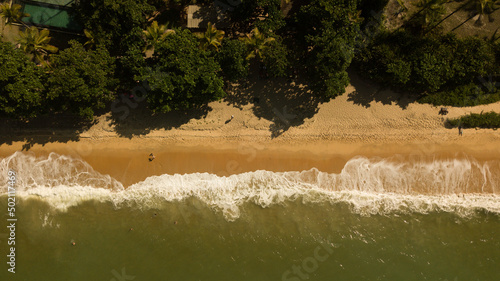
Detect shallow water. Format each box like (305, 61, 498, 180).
(0, 153, 499, 280)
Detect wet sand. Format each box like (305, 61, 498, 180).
(1, 138, 499, 188)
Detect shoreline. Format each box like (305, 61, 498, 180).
(1, 137, 499, 188)
(1, 79, 499, 188)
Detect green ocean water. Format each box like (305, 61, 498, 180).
(0, 198, 499, 281)
(0, 152, 499, 280)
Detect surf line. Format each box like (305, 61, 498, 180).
(6, 169, 17, 274)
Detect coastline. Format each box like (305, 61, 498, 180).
(1, 137, 499, 188)
(1, 79, 499, 188)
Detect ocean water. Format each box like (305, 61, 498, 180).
(0, 152, 499, 281)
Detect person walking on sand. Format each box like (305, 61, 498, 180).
(149, 153, 155, 161)
(458, 125, 463, 136)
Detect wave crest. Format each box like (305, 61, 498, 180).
(1, 153, 499, 220)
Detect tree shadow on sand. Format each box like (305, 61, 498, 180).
(346, 70, 418, 109)
(0, 114, 94, 150)
(108, 99, 212, 138)
(225, 72, 326, 138)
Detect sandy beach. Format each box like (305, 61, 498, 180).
(1, 76, 500, 281)
(1, 75, 499, 187)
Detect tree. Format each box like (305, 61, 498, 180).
(0, 41, 45, 119)
(139, 29, 225, 113)
(355, 31, 497, 94)
(468, 0, 499, 26)
(196, 22, 224, 51)
(241, 27, 275, 61)
(0, 2, 29, 37)
(229, 0, 285, 34)
(262, 38, 289, 78)
(46, 41, 117, 120)
(17, 27, 58, 65)
(216, 39, 249, 81)
(143, 20, 174, 52)
(295, 0, 362, 97)
(83, 29, 97, 50)
(408, 0, 447, 35)
(72, 0, 155, 56)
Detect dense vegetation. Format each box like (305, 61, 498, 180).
(0, 0, 499, 125)
(354, 0, 500, 109)
(0, 41, 45, 119)
(448, 111, 500, 129)
(139, 29, 225, 113)
(356, 32, 496, 92)
(47, 41, 117, 119)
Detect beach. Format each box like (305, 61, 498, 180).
(1, 77, 500, 281)
(1, 75, 499, 187)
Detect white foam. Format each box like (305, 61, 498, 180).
(0, 151, 124, 191)
(1, 153, 499, 220)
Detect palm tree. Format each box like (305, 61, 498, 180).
(468, 0, 499, 26)
(424, 0, 470, 35)
(0, 2, 29, 37)
(241, 28, 275, 61)
(414, 0, 447, 31)
(17, 26, 58, 65)
(195, 22, 224, 51)
(451, 0, 499, 31)
(143, 20, 174, 52)
(396, 0, 450, 35)
(83, 29, 97, 50)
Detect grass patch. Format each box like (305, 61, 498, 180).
(447, 111, 500, 129)
(418, 83, 500, 107)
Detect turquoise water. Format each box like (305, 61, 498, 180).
(0, 153, 499, 281)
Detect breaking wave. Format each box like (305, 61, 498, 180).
(1, 152, 499, 220)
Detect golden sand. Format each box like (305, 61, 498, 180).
(1, 75, 499, 187)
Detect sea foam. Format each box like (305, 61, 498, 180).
(1, 152, 499, 220)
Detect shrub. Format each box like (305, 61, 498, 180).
(418, 83, 500, 107)
(355, 32, 497, 96)
(447, 111, 500, 129)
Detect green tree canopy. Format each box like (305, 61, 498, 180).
(241, 27, 275, 61)
(73, 0, 155, 56)
(195, 22, 225, 51)
(17, 27, 58, 65)
(229, 0, 285, 34)
(296, 0, 362, 97)
(0, 42, 45, 119)
(0, 3, 29, 37)
(47, 41, 117, 120)
(216, 39, 249, 82)
(262, 37, 289, 78)
(143, 20, 175, 53)
(355, 32, 497, 93)
(139, 29, 225, 113)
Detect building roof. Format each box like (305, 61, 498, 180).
(22, 1, 81, 31)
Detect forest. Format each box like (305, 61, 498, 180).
(0, 0, 499, 124)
